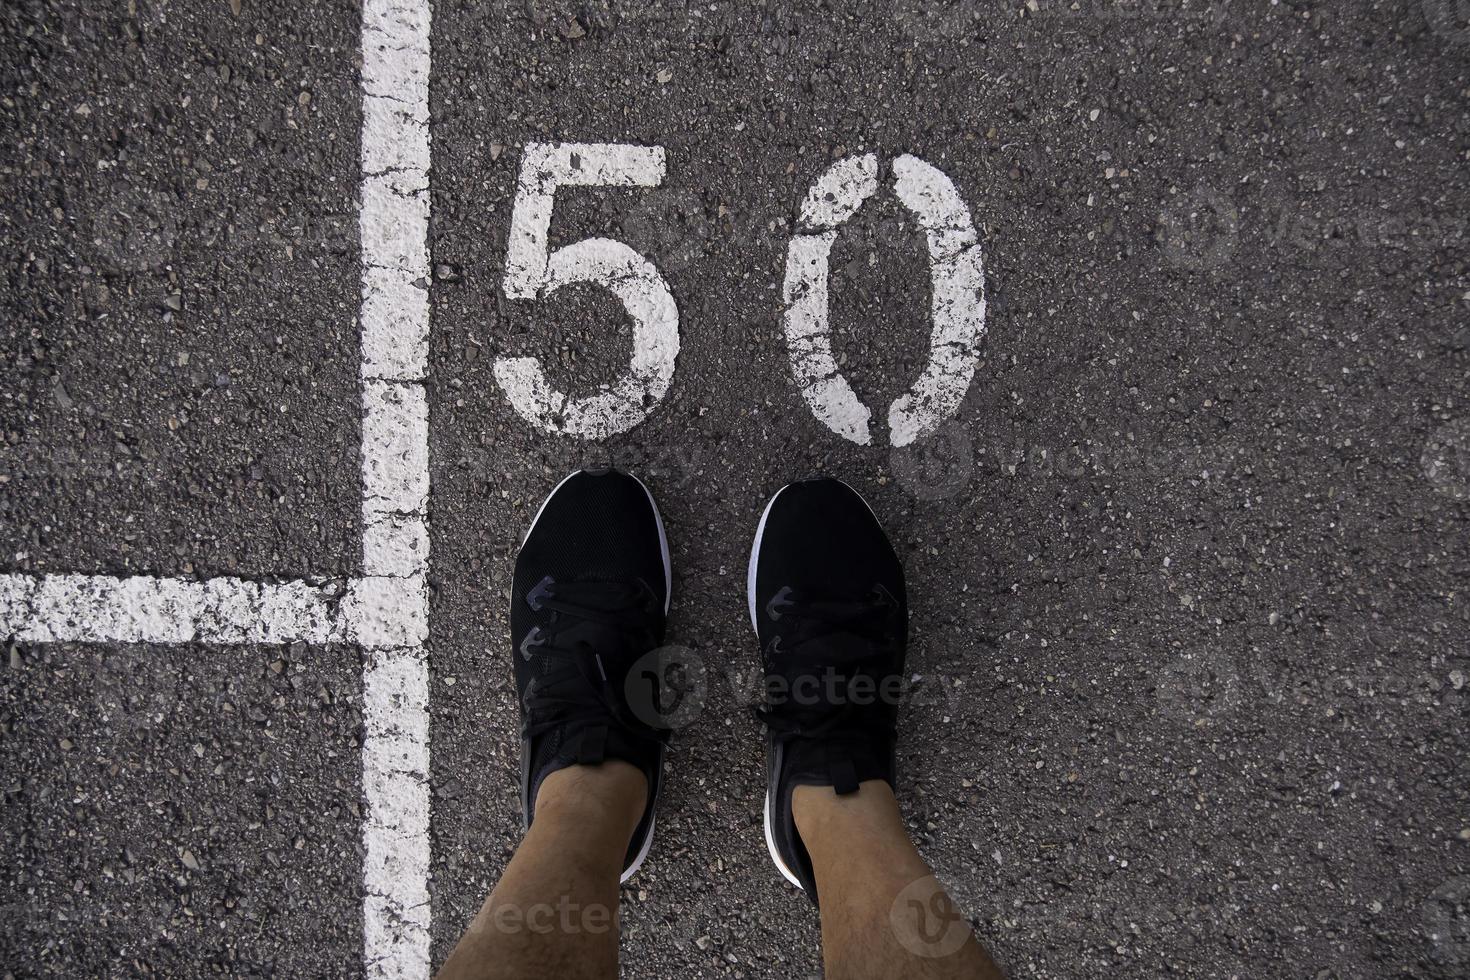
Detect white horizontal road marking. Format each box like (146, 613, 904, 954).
(0, 573, 427, 649)
(0, 573, 341, 645)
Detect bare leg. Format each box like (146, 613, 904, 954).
(795, 780, 1006, 980)
(436, 761, 646, 980)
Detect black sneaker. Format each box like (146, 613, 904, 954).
(512, 468, 671, 882)
(747, 478, 908, 904)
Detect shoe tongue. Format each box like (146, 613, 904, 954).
(771, 632, 895, 789)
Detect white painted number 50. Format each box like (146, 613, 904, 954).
(496, 143, 986, 447)
(498, 142, 680, 439)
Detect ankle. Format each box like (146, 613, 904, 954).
(793, 780, 930, 883)
(792, 778, 902, 841)
(793, 780, 940, 917)
(534, 760, 648, 837)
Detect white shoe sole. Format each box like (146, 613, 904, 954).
(748, 484, 805, 891)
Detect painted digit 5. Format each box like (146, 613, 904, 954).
(497, 142, 680, 440)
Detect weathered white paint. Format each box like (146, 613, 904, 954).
(362, 266, 430, 382)
(887, 154, 987, 447)
(781, 230, 874, 445)
(0, 574, 344, 645)
(503, 142, 667, 297)
(797, 152, 879, 230)
(362, 511, 429, 579)
(497, 142, 680, 439)
(358, 0, 433, 976)
(779, 153, 882, 444)
(360, 643, 432, 980)
(361, 380, 430, 515)
(781, 152, 987, 447)
(345, 575, 430, 650)
(0, 572, 432, 653)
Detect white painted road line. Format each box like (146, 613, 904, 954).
(359, 0, 434, 976)
(0, 574, 345, 645)
(0, 572, 430, 651)
(3, 2, 439, 977)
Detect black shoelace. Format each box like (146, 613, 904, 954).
(752, 586, 901, 792)
(520, 579, 663, 757)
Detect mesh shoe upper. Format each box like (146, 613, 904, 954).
(749, 478, 908, 904)
(511, 468, 670, 878)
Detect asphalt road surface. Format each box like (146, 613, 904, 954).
(3, 1, 1469, 978)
